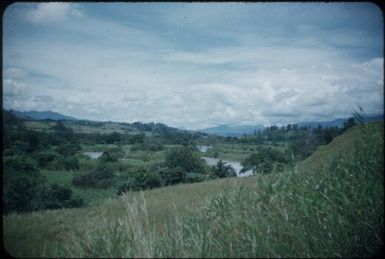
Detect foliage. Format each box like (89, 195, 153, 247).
(60, 156, 80, 171)
(289, 130, 320, 160)
(130, 141, 163, 151)
(241, 147, 289, 174)
(184, 172, 206, 183)
(165, 146, 206, 174)
(211, 160, 236, 178)
(55, 143, 81, 156)
(156, 166, 186, 186)
(42, 184, 84, 209)
(3, 155, 83, 214)
(341, 117, 357, 133)
(116, 168, 162, 194)
(72, 163, 115, 188)
(3, 156, 46, 213)
(99, 147, 126, 163)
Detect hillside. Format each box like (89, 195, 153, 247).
(198, 115, 383, 137)
(298, 120, 384, 172)
(297, 114, 383, 129)
(3, 121, 383, 257)
(198, 124, 265, 137)
(9, 110, 79, 121)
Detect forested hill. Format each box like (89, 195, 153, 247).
(5, 109, 191, 136)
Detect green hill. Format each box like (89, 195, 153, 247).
(298, 121, 384, 172)
(3, 121, 383, 257)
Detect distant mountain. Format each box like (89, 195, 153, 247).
(197, 114, 383, 137)
(297, 114, 383, 129)
(10, 110, 78, 121)
(197, 124, 265, 137)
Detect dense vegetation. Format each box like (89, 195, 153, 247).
(3, 120, 383, 257)
(3, 109, 360, 215)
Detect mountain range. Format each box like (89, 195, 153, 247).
(196, 124, 265, 137)
(8, 110, 78, 121)
(7, 109, 383, 137)
(198, 115, 383, 137)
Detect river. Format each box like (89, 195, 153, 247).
(83, 151, 103, 159)
(197, 145, 212, 152)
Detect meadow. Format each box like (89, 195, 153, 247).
(3, 121, 383, 257)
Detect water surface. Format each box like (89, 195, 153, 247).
(83, 151, 103, 159)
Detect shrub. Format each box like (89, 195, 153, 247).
(99, 147, 125, 163)
(61, 156, 80, 171)
(3, 156, 84, 214)
(184, 172, 206, 183)
(34, 150, 60, 168)
(42, 184, 84, 209)
(157, 166, 186, 186)
(117, 169, 162, 194)
(72, 163, 115, 188)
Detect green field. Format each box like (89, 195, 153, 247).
(204, 142, 289, 161)
(24, 120, 142, 135)
(4, 122, 383, 257)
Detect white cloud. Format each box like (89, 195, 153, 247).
(3, 3, 383, 129)
(3, 78, 25, 96)
(25, 3, 83, 24)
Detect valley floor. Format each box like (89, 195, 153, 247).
(3, 122, 384, 257)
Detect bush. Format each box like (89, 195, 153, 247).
(42, 184, 84, 209)
(157, 166, 186, 186)
(55, 143, 81, 156)
(99, 147, 125, 163)
(117, 169, 162, 194)
(184, 172, 206, 183)
(72, 163, 115, 188)
(3, 155, 84, 214)
(61, 156, 80, 171)
(34, 150, 60, 168)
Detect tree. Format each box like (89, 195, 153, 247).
(241, 147, 289, 174)
(3, 155, 83, 213)
(341, 117, 356, 133)
(212, 160, 236, 178)
(106, 132, 121, 144)
(42, 184, 83, 209)
(3, 156, 46, 213)
(99, 147, 125, 163)
(165, 146, 206, 174)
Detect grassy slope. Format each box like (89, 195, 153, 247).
(298, 121, 384, 171)
(3, 121, 384, 257)
(3, 177, 255, 257)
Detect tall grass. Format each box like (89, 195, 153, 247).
(4, 122, 383, 257)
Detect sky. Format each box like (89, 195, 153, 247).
(3, 2, 384, 130)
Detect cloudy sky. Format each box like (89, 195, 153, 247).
(3, 2, 383, 129)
